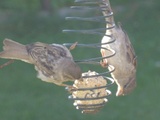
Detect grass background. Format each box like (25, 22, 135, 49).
(0, 0, 160, 120)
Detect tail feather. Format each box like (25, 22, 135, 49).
(0, 38, 30, 63)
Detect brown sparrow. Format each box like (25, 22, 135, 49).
(0, 39, 82, 86)
(100, 0, 137, 96)
(101, 24, 137, 96)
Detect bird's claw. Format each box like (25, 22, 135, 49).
(0, 60, 14, 69)
(65, 86, 77, 93)
(100, 60, 108, 68)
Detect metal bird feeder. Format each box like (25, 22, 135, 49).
(63, 0, 116, 113)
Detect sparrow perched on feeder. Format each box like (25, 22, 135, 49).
(0, 39, 82, 86)
(101, 24, 137, 96)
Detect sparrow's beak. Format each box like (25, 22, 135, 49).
(78, 77, 83, 81)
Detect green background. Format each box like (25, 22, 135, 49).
(0, 0, 159, 120)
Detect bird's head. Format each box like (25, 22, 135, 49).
(60, 58, 82, 81)
(116, 75, 136, 96)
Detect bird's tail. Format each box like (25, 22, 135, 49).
(0, 39, 30, 63)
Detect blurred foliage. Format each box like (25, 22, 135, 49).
(0, 0, 73, 12)
(0, 0, 160, 120)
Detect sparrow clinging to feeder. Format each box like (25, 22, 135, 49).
(101, 24, 137, 96)
(100, 0, 137, 96)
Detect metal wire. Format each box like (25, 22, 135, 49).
(63, 0, 116, 113)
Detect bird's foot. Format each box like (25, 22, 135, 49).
(69, 42, 78, 50)
(65, 85, 77, 93)
(0, 60, 14, 69)
(100, 60, 108, 68)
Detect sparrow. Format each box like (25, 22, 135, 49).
(0, 38, 82, 86)
(100, 0, 137, 96)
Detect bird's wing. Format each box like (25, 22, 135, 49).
(120, 28, 137, 68)
(124, 32, 137, 68)
(117, 24, 137, 68)
(26, 42, 68, 76)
